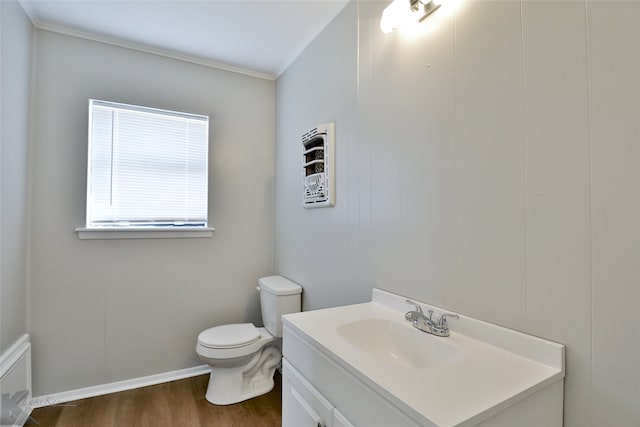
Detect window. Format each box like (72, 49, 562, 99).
(79, 99, 212, 239)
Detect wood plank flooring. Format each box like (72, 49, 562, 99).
(29, 373, 281, 427)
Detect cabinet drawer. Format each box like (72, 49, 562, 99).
(334, 409, 356, 427)
(283, 359, 334, 427)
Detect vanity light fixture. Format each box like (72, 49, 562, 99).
(380, 0, 441, 33)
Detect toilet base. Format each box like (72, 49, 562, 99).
(204, 345, 281, 405)
(205, 369, 276, 405)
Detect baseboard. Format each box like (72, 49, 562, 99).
(30, 364, 211, 408)
(0, 334, 32, 427)
(0, 334, 30, 378)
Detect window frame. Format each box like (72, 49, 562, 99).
(76, 99, 214, 239)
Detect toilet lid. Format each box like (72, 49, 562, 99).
(198, 323, 261, 349)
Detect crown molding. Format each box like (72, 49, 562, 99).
(16, 1, 275, 81)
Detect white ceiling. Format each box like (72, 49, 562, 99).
(19, 0, 350, 79)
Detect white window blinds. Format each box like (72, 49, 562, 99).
(87, 99, 209, 228)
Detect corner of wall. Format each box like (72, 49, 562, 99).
(25, 21, 38, 338)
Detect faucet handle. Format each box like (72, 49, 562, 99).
(405, 299, 435, 319)
(405, 299, 424, 316)
(436, 313, 459, 328)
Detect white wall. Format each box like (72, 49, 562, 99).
(275, 1, 364, 310)
(30, 30, 275, 396)
(275, 1, 640, 425)
(1, 0, 32, 355)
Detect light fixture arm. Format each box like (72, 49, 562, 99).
(411, 0, 441, 23)
(380, 0, 440, 33)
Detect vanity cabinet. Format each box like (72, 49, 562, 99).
(282, 359, 364, 427)
(282, 359, 336, 427)
(333, 409, 356, 427)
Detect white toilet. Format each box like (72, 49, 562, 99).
(196, 275, 302, 405)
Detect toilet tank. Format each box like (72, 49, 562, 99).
(258, 276, 302, 337)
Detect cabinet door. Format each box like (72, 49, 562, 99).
(333, 409, 356, 427)
(283, 359, 334, 427)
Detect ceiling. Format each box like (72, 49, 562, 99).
(19, 0, 350, 79)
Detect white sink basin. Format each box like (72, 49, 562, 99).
(283, 289, 565, 426)
(337, 318, 463, 369)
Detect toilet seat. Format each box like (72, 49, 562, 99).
(196, 326, 276, 360)
(198, 323, 260, 349)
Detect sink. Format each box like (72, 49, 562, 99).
(283, 291, 566, 426)
(337, 318, 463, 369)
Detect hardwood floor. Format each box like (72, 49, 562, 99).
(29, 374, 282, 427)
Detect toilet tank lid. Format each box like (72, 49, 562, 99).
(258, 276, 302, 296)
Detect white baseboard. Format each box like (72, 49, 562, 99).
(0, 334, 31, 379)
(30, 365, 211, 408)
(1, 334, 32, 427)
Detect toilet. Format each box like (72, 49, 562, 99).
(196, 275, 302, 405)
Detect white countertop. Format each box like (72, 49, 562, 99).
(282, 289, 565, 427)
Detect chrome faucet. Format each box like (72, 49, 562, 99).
(405, 299, 459, 337)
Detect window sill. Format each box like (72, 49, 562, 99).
(76, 227, 215, 240)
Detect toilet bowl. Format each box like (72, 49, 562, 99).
(196, 324, 280, 405)
(196, 276, 302, 405)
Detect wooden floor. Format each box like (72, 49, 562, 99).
(29, 374, 281, 427)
